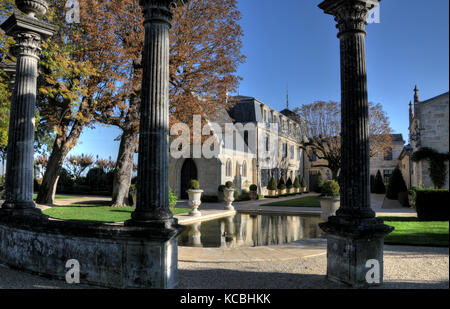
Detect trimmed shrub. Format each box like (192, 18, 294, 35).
(189, 179, 200, 190)
(300, 177, 307, 188)
(321, 180, 340, 197)
(386, 166, 408, 200)
(374, 170, 386, 194)
(169, 188, 178, 208)
(286, 178, 293, 189)
(225, 181, 234, 189)
(237, 190, 251, 202)
(293, 177, 301, 189)
(411, 188, 449, 221)
(218, 185, 226, 192)
(249, 184, 258, 192)
(267, 177, 277, 190)
(278, 178, 286, 190)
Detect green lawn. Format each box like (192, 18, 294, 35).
(261, 196, 320, 208)
(382, 217, 449, 247)
(43, 201, 190, 223)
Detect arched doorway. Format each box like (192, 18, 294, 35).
(180, 159, 198, 199)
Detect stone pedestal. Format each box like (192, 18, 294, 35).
(0, 10, 57, 219)
(0, 218, 182, 288)
(318, 0, 393, 288)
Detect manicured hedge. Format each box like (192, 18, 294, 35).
(412, 188, 449, 221)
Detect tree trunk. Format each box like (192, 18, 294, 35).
(111, 129, 137, 207)
(36, 123, 84, 205)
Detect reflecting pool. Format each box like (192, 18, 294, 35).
(178, 213, 323, 248)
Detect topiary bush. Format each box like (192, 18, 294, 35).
(321, 180, 340, 197)
(301, 177, 307, 188)
(267, 177, 278, 191)
(293, 177, 300, 189)
(249, 184, 258, 192)
(218, 185, 226, 192)
(278, 178, 286, 190)
(286, 178, 293, 189)
(386, 166, 408, 200)
(374, 170, 386, 194)
(225, 181, 234, 189)
(411, 188, 449, 221)
(189, 179, 200, 190)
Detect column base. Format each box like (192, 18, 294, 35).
(0, 201, 47, 223)
(320, 216, 394, 288)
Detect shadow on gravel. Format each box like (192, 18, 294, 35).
(177, 269, 341, 289)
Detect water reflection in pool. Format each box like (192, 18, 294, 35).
(178, 213, 323, 248)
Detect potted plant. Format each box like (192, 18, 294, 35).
(267, 177, 278, 197)
(300, 177, 307, 193)
(286, 178, 294, 194)
(278, 178, 286, 195)
(319, 180, 341, 221)
(249, 184, 258, 200)
(223, 181, 235, 211)
(187, 179, 203, 217)
(293, 176, 301, 194)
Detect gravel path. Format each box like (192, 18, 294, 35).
(177, 245, 449, 289)
(0, 245, 447, 289)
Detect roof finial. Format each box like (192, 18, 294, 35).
(414, 85, 420, 103)
(286, 83, 289, 110)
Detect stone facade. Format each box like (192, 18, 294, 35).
(169, 96, 308, 198)
(370, 134, 405, 184)
(409, 88, 449, 189)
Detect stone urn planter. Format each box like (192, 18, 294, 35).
(278, 188, 286, 195)
(187, 189, 203, 217)
(319, 196, 341, 221)
(187, 180, 203, 217)
(16, 0, 49, 18)
(223, 182, 235, 211)
(319, 180, 341, 221)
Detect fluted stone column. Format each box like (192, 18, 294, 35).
(0, 2, 57, 218)
(127, 0, 186, 227)
(318, 0, 393, 288)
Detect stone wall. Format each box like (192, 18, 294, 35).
(0, 219, 182, 288)
(411, 92, 449, 189)
(370, 141, 405, 179)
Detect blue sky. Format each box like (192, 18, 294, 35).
(71, 0, 449, 160)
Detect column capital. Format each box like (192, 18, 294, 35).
(1, 13, 58, 59)
(139, 0, 186, 25)
(319, 0, 380, 36)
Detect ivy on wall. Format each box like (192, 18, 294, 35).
(412, 147, 450, 189)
